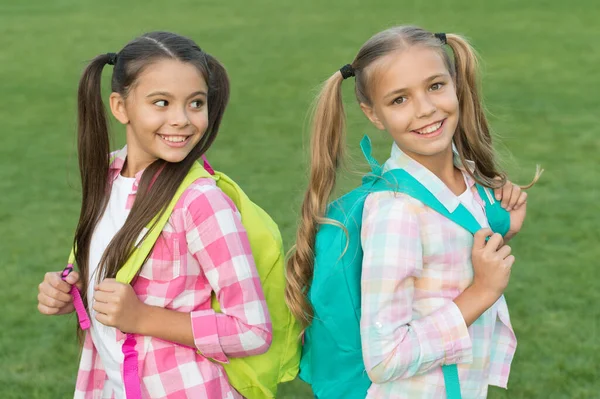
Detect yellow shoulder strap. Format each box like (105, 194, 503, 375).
(68, 162, 212, 283)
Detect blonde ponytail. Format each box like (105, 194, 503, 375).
(285, 71, 348, 329)
(447, 34, 542, 188)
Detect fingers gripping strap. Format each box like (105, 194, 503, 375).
(61, 257, 91, 330)
(475, 184, 510, 237)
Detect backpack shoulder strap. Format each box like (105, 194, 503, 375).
(67, 162, 213, 283)
(115, 162, 212, 283)
(475, 184, 510, 237)
(373, 168, 482, 234)
(360, 135, 383, 180)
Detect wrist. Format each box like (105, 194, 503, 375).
(504, 231, 517, 243)
(133, 302, 153, 335)
(467, 282, 500, 308)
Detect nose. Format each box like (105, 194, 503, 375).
(168, 107, 190, 128)
(415, 93, 436, 119)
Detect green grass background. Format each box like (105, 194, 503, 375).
(0, 0, 598, 398)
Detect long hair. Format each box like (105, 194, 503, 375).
(285, 25, 541, 329)
(74, 31, 230, 337)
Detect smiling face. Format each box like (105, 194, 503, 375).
(110, 58, 209, 174)
(360, 45, 459, 166)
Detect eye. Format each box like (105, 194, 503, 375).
(430, 82, 444, 91)
(154, 100, 168, 107)
(190, 99, 204, 109)
(392, 96, 407, 105)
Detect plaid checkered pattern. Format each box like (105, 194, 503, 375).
(74, 146, 272, 399)
(360, 144, 517, 399)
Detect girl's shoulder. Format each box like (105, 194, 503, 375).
(173, 177, 239, 224)
(364, 190, 425, 214)
(361, 191, 424, 236)
(109, 147, 127, 163)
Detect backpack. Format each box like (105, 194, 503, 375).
(299, 136, 510, 399)
(64, 157, 301, 399)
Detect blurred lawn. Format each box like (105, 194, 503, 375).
(0, 0, 598, 398)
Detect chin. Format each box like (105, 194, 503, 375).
(158, 151, 191, 164)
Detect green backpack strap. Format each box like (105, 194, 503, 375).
(372, 167, 510, 237)
(375, 168, 483, 234)
(360, 134, 509, 236)
(360, 135, 383, 177)
(116, 162, 212, 283)
(475, 184, 510, 237)
(68, 162, 212, 283)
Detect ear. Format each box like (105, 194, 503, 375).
(359, 102, 385, 131)
(109, 92, 129, 124)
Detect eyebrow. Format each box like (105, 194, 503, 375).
(146, 90, 207, 99)
(384, 73, 449, 99)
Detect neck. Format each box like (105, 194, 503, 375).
(122, 133, 158, 178)
(409, 146, 465, 195)
(121, 157, 152, 178)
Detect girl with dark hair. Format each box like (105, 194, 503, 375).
(37, 31, 272, 398)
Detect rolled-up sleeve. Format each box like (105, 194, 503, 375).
(184, 184, 272, 363)
(360, 192, 472, 384)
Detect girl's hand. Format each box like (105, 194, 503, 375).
(494, 180, 527, 212)
(93, 279, 145, 333)
(505, 201, 527, 242)
(494, 180, 528, 242)
(471, 229, 515, 303)
(38, 271, 81, 315)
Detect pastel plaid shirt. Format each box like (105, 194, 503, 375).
(74, 146, 272, 399)
(360, 144, 517, 398)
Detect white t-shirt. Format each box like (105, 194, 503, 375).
(87, 173, 135, 398)
(457, 171, 490, 228)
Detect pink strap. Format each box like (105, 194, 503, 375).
(62, 265, 142, 397)
(122, 333, 142, 399)
(61, 265, 90, 330)
(202, 155, 215, 175)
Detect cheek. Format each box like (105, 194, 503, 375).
(439, 89, 459, 115)
(442, 96, 459, 133)
(384, 107, 413, 132)
(437, 93, 459, 133)
(132, 107, 164, 131)
(191, 109, 210, 132)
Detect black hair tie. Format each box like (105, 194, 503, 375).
(339, 64, 355, 80)
(107, 52, 118, 65)
(434, 33, 447, 45)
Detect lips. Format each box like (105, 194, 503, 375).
(159, 134, 189, 143)
(158, 134, 192, 148)
(412, 119, 445, 135)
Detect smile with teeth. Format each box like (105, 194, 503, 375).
(160, 135, 189, 143)
(413, 120, 443, 135)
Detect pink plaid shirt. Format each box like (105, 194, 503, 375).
(74, 147, 273, 399)
(360, 144, 517, 398)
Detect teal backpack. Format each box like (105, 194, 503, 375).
(299, 136, 510, 399)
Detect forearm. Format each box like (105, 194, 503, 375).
(453, 284, 498, 327)
(363, 300, 474, 383)
(135, 304, 196, 348)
